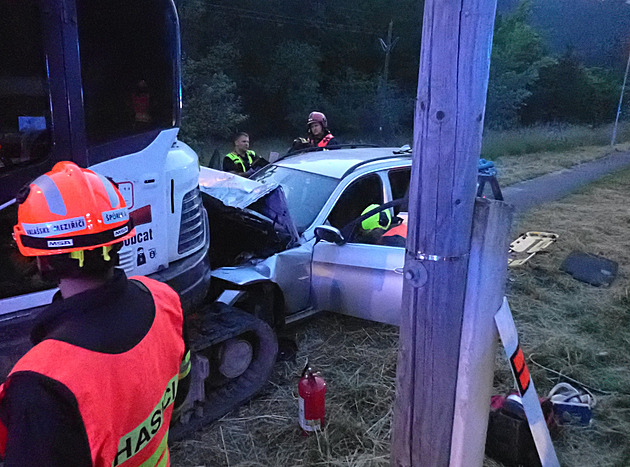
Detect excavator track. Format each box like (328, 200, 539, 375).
(170, 303, 278, 441)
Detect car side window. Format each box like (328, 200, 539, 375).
(388, 168, 410, 215)
(327, 174, 383, 230)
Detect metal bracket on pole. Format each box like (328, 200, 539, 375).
(403, 260, 428, 288)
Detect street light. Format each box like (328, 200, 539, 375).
(611, 44, 630, 146)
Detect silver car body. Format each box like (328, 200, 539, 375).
(201, 148, 412, 326)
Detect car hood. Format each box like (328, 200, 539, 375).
(199, 167, 278, 208)
(198, 168, 299, 266)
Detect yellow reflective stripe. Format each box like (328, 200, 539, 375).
(102, 245, 112, 262)
(113, 375, 178, 466)
(179, 351, 191, 380)
(181, 350, 190, 366)
(226, 153, 246, 172)
(156, 450, 168, 467)
(137, 430, 169, 467)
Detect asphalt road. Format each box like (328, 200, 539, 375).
(502, 149, 630, 213)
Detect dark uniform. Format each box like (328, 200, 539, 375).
(223, 150, 267, 174)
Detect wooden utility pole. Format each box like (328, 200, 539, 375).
(391, 1, 498, 466)
(450, 198, 512, 466)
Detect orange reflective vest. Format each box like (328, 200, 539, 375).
(383, 223, 407, 238)
(317, 134, 334, 148)
(0, 276, 184, 467)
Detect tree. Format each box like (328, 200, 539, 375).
(179, 43, 247, 142)
(260, 41, 323, 134)
(485, 1, 550, 128)
(324, 68, 377, 136)
(521, 50, 620, 125)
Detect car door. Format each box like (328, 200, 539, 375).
(311, 172, 406, 326)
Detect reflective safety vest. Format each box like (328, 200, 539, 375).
(226, 150, 255, 172)
(0, 276, 184, 467)
(383, 222, 407, 238)
(317, 134, 334, 148)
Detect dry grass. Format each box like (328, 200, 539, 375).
(506, 168, 630, 467)
(172, 163, 630, 466)
(494, 142, 630, 187)
(481, 123, 630, 160)
(171, 316, 398, 466)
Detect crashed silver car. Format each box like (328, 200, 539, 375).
(199, 147, 412, 327)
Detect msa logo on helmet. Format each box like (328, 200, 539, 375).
(47, 239, 73, 248)
(22, 217, 87, 238)
(103, 208, 129, 225)
(114, 226, 129, 237)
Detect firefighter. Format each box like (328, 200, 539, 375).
(223, 132, 267, 176)
(131, 80, 152, 130)
(357, 204, 407, 247)
(291, 111, 339, 152)
(355, 204, 392, 244)
(379, 219, 407, 247)
(0, 161, 190, 466)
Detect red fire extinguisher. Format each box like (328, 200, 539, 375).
(298, 360, 326, 434)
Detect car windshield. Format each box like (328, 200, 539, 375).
(251, 165, 339, 234)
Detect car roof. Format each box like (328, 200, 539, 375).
(274, 147, 411, 179)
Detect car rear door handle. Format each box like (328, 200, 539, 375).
(394, 267, 404, 274)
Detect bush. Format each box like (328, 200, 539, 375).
(521, 52, 620, 125)
(261, 41, 323, 134)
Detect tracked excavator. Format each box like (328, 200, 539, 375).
(0, 0, 279, 440)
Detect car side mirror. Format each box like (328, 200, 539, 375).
(314, 225, 345, 245)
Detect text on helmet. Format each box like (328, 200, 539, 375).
(22, 217, 87, 238)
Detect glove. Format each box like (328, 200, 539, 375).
(291, 137, 310, 151)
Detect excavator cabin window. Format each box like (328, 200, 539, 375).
(77, 0, 178, 145)
(0, 0, 52, 174)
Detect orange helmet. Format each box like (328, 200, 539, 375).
(13, 161, 135, 257)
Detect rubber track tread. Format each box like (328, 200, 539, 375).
(170, 305, 278, 441)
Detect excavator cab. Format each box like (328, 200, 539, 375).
(0, 0, 210, 377)
(0, 0, 183, 299)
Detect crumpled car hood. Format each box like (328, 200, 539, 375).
(198, 167, 300, 266)
(199, 167, 277, 209)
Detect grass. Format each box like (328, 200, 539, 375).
(481, 122, 630, 160)
(505, 169, 630, 466)
(493, 142, 630, 187)
(171, 317, 398, 466)
(482, 122, 630, 186)
(171, 141, 630, 466)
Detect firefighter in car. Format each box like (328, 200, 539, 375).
(357, 204, 407, 247)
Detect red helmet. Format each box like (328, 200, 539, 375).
(13, 161, 135, 257)
(307, 111, 327, 129)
